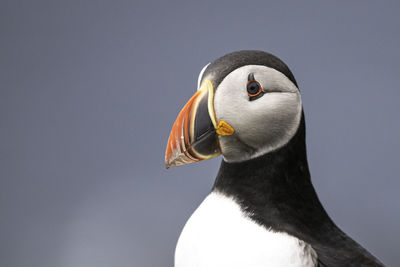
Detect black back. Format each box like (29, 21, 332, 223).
(212, 113, 384, 267)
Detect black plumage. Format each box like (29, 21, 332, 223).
(205, 51, 384, 266)
(213, 114, 383, 266)
(201, 50, 298, 89)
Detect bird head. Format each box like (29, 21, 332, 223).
(165, 50, 302, 168)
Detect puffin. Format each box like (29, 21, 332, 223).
(165, 50, 384, 267)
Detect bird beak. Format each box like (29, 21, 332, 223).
(165, 80, 234, 168)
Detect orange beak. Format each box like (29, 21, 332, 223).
(165, 80, 222, 168)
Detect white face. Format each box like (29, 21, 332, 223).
(213, 65, 302, 162)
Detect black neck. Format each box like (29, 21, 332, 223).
(212, 114, 328, 236)
(212, 114, 382, 266)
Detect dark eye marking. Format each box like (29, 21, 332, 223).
(247, 73, 264, 101)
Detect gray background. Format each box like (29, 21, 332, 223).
(1, 1, 399, 266)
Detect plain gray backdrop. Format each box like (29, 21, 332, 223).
(1, 1, 399, 266)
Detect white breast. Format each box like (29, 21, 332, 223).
(175, 192, 318, 267)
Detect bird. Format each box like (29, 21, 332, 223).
(165, 50, 384, 267)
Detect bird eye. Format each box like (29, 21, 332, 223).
(247, 73, 264, 101)
(247, 82, 261, 95)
